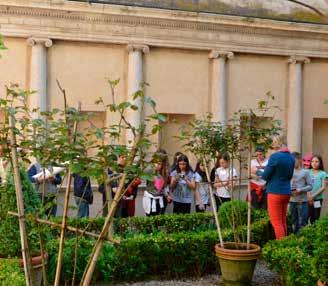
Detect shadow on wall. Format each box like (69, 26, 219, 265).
(68, 0, 328, 24)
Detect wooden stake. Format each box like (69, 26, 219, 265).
(54, 102, 81, 286)
(203, 157, 224, 248)
(9, 115, 34, 286)
(80, 173, 128, 286)
(8, 212, 120, 244)
(80, 136, 140, 286)
(246, 113, 253, 248)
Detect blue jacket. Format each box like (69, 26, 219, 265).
(257, 150, 295, 195)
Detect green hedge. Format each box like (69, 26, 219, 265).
(51, 201, 268, 238)
(0, 259, 25, 286)
(262, 215, 328, 286)
(47, 217, 271, 284)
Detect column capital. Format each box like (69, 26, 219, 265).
(208, 50, 234, 60)
(288, 56, 310, 64)
(27, 37, 53, 48)
(127, 44, 150, 54)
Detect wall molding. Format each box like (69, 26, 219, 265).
(1, 2, 328, 58)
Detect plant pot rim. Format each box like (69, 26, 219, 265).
(215, 242, 261, 261)
(18, 252, 48, 267)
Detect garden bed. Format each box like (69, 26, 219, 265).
(262, 214, 328, 286)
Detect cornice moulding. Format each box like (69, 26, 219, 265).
(1, 2, 328, 58)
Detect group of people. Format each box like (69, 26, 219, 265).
(1, 134, 326, 241)
(252, 135, 326, 240)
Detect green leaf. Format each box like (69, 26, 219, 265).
(108, 78, 120, 88)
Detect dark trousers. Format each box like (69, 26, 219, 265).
(75, 196, 90, 218)
(251, 190, 267, 210)
(290, 201, 308, 233)
(121, 199, 136, 218)
(146, 199, 164, 217)
(162, 196, 169, 214)
(308, 199, 323, 224)
(195, 204, 209, 213)
(173, 201, 191, 214)
(214, 196, 231, 211)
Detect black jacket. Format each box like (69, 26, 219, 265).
(73, 174, 93, 204)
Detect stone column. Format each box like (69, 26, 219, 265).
(208, 50, 234, 124)
(27, 37, 53, 115)
(287, 56, 310, 152)
(126, 44, 149, 145)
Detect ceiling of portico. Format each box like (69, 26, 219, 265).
(69, 0, 328, 24)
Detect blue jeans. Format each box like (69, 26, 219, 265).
(290, 202, 308, 233)
(75, 196, 90, 218)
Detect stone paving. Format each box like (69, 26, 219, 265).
(95, 261, 280, 286)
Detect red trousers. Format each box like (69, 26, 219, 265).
(267, 193, 290, 240)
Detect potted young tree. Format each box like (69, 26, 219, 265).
(0, 87, 51, 286)
(179, 93, 281, 285)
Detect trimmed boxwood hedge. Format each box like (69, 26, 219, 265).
(0, 259, 25, 286)
(51, 201, 268, 238)
(47, 217, 271, 283)
(262, 214, 328, 286)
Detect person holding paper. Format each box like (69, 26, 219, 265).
(27, 161, 62, 216)
(250, 146, 268, 209)
(213, 154, 238, 210)
(256, 135, 295, 240)
(308, 155, 326, 224)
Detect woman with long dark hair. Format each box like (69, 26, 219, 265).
(194, 161, 210, 212)
(308, 155, 326, 223)
(170, 151, 184, 173)
(143, 155, 168, 216)
(170, 155, 195, 214)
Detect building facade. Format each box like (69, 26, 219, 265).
(1, 0, 328, 164)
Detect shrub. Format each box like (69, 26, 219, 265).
(46, 217, 270, 283)
(51, 201, 268, 238)
(0, 169, 41, 257)
(262, 215, 328, 285)
(0, 259, 25, 286)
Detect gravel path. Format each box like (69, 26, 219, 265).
(96, 260, 280, 286)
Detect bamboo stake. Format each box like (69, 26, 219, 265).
(8, 212, 120, 244)
(9, 115, 34, 286)
(53, 170, 73, 286)
(80, 136, 140, 286)
(246, 114, 253, 249)
(246, 145, 252, 248)
(54, 103, 81, 286)
(38, 232, 48, 286)
(203, 157, 224, 248)
(80, 173, 127, 286)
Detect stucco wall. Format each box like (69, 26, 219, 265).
(303, 59, 328, 157)
(144, 48, 209, 116)
(227, 54, 287, 123)
(48, 41, 126, 111)
(0, 37, 27, 98)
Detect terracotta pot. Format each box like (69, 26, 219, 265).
(215, 242, 261, 286)
(19, 252, 48, 286)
